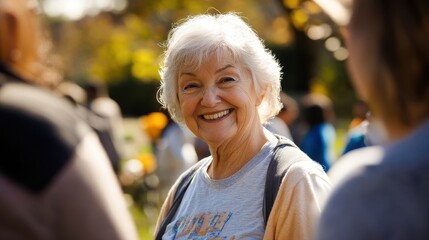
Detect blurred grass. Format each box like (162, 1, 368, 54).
(122, 117, 159, 239)
(129, 204, 154, 239)
(334, 118, 351, 161)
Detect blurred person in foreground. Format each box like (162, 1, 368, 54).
(315, 0, 429, 239)
(0, 0, 138, 239)
(154, 12, 331, 239)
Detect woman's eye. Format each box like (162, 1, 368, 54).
(220, 77, 235, 83)
(183, 83, 198, 90)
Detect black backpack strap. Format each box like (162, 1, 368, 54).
(263, 135, 302, 226)
(155, 158, 209, 240)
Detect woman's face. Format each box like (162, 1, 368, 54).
(177, 53, 263, 146)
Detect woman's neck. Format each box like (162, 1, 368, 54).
(207, 125, 268, 179)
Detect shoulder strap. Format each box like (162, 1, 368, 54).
(263, 135, 301, 225)
(155, 158, 208, 240)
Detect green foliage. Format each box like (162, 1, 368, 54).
(314, 48, 357, 118)
(47, 0, 356, 117)
(129, 204, 154, 239)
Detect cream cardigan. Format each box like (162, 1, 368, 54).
(155, 159, 331, 240)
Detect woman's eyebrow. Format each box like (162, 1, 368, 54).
(215, 64, 234, 73)
(179, 72, 196, 77)
(180, 64, 235, 77)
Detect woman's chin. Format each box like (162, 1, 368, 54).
(200, 130, 235, 146)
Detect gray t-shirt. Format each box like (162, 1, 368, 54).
(163, 140, 276, 239)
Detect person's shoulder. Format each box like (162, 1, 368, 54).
(274, 135, 317, 164)
(328, 137, 429, 203)
(329, 146, 384, 186)
(323, 157, 400, 214)
(0, 82, 89, 139)
(317, 168, 382, 240)
(286, 159, 330, 185)
(0, 82, 91, 193)
(321, 139, 429, 239)
(273, 139, 330, 183)
(382, 120, 429, 170)
(264, 117, 290, 137)
(322, 147, 386, 211)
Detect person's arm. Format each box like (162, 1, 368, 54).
(264, 161, 331, 240)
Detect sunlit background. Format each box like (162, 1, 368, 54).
(37, 0, 353, 118)
(43, 0, 127, 20)
(35, 0, 356, 238)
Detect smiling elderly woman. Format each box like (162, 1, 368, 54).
(154, 12, 331, 240)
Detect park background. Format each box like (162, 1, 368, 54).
(39, 0, 357, 238)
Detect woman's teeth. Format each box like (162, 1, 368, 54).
(203, 109, 230, 120)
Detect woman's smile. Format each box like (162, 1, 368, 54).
(201, 109, 234, 121)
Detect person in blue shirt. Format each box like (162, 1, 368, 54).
(300, 93, 336, 172)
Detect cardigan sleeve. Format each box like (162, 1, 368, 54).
(264, 160, 332, 240)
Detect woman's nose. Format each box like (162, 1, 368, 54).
(200, 87, 220, 107)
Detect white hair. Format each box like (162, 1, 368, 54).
(158, 12, 283, 124)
